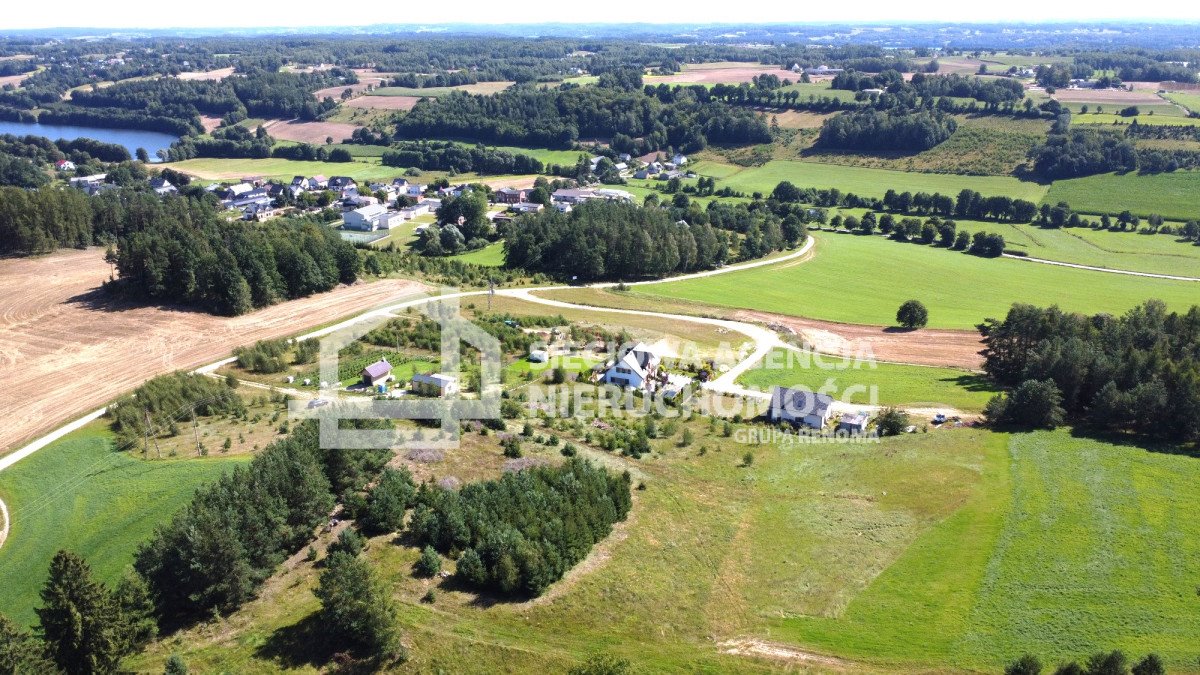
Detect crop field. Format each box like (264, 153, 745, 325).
(738, 348, 998, 411)
(1163, 91, 1200, 114)
(369, 81, 514, 97)
(643, 62, 797, 85)
(1042, 170, 1200, 221)
(167, 156, 398, 182)
(261, 118, 361, 144)
(779, 82, 861, 103)
(1051, 88, 1167, 105)
(342, 94, 421, 110)
(633, 233, 1200, 329)
(693, 159, 1050, 202)
(0, 423, 246, 627)
(1072, 112, 1200, 127)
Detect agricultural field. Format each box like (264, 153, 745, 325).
(778, 430, 1200, 670)
(369, 81, 514, 97)
(0, 422, 247, 627)
(693, 158, 1049, 202)
(1163, 91, 1200, 114)
(643, 61, 797, 86)
(1001, 225, 1200, 277)
(1071, 112, 1200, 127)
(260, 118, 361, 144)
(633, 233, 1200, 329)
(738, 348, 998, 411)
(1043, 170, 1200, 221)
(779, 81, 862, 103)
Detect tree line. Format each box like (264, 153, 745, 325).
(381, 141, 547, 175)
(979, 300, 1200, 441)
(817, 109, 958, 152)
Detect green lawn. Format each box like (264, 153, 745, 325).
(1043, 171, 1200, 221)
(1164, 91, 1200, 114)
(693, 159, 1049, 202)
(1005, 225, 1200, 277)
(0, 423, 246, 627)
(635, 233, 1200, 329)
(450, 241, 507, 267)
(739, 348, 998, 412)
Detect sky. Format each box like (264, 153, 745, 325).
(3, 0, 1199, 30)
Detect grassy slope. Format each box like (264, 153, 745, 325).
(0, 422, 246, 626)
(1044, 171, 1200, 221)
(449, 242, 506, 267)
(694, 159, 1049, 202)
(634, 233, 1200, 329)
(777, 429, 1200, 670)
(738, 348, 998, 411)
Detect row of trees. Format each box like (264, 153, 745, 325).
(109, 373, 246, 449)
(407, 458, 632, 597)
(979, 300, 1200, 441)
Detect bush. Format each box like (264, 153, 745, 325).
(328, 528, 365, 558)
(876, 407, 909, 436)
(896, 300, 929, 329)
(413, 546, 441, 578)
(984, 379, 1066, 429)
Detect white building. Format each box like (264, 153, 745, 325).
(343, 203, 403, 231)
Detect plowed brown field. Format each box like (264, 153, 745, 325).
(0, 249, 428, 455)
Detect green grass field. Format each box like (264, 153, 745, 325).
(451, 141, 585, 166)
(0, 423, 246, 627)
(1164, 91, 1200, 114)
(779, 430, 1200, 670)
(739, 348, 998, 411)
(449, 241, 506, 266)
(369, 81, 513, 97)
(634, 233, 1200, 329)
(694, 159, 1049, 202)
(1043, 171, 1200, 221)
(1072, 112, 1200, 127)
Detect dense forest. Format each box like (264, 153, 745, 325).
(396, 82, 771, 153)
(381, 141, 549, 175)
(503, 200, 740, 280)
(408, 458, 632, 597)
(817, 109, 958, 151)
(979, 300, 1200, 441)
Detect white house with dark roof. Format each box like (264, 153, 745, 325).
(601, 343, 660, 389)
(768, 386, 834, 429)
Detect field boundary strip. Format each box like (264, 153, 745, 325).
(1002, 254, 1200, 281)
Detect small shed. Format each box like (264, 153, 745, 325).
(529, 349, 549, 364)
(838, 413, 870, 434)
(361, 359, 393, 386)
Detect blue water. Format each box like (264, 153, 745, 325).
(0, 120, 178, 162)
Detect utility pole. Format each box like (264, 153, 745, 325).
(142, 409, 151, 459)
(191, 405, 201, 457)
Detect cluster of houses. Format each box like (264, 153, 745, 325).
(67, 172, 178, 197)
(358, 358, 459, 398)
(632, 153, 690, 181)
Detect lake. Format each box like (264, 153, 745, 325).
(0, 120, 178, 162)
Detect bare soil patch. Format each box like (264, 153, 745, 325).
(732, 310, 985, 370)
(0, 248, 428, 456)
(720, 638, 852, 669)
(768, 109, 834, 129)
(176, 67, 236, 81)
(0, 71, 35, 88)
(198, 115, 223, 133)
(344, 95, 421, 111)
(1052, 88, 1164, 104)
(261, 118, 361, 144)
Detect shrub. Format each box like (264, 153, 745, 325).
(414, 546, 441, 578)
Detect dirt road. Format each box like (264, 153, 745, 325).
(0, 249, 428, 456)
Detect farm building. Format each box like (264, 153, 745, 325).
(344, 203, 403, 231)
(411, 373, 459, 397)
(361, 359, 393, 386)
(768, 386, 834, 429)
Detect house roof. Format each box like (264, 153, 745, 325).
(351, 203, 388, 218)
(412, 373, 456, 386)
(770, 386, 834, 418)
(840, 412, 869, 426)
(362, 359, 392, 379)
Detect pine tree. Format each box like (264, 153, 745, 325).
(315, 552, 399, 656)
(36, 550, 128, 675)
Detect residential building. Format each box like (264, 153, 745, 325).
(411, 372, 459, 397)
(767, 386, 835, 429)
(601, 343, 660, 389)
(361, 359, 393, 386)
(148, 177, 176, 196)
(837, 413, 870, 434)
(494, 187, 531, 204)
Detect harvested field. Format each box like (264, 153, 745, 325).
(176, 67, 235, 81)
(261, 118, 360, 144)
(768, 110, 833, 129)
(732, 310, 985, 370)
(344, 95, 421, 111)
(645, 62, 797, 85)
(1051, 88, 1165, 104)
(0, 71, 37, 88)
(936, 56, 988, 75)
(0, 249, 428, 456)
